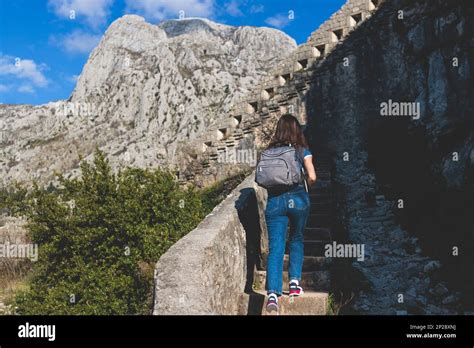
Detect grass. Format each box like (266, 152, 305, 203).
(0, 220, 32, 315)
(327, 291, 355, 315)
(0, 273, 30, 315)
(252, 274, 262, 292)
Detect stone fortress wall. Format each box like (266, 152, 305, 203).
(174, 0, 383, 187)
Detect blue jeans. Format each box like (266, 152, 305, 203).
(265, 185, 310, 296)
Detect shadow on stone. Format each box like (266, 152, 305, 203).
(235, 187, 263, 294)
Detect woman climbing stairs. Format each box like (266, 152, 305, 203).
(250, 154, 334, 315)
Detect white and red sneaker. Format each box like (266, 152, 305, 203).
(289, 280, 304, 297)
(266, 293, 278, 312)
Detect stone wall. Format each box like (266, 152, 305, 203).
(306, 0, 472, 154)
(153, 173, 268, 314)
(174, 0, 383, 187)
(303, 0, 473, 310)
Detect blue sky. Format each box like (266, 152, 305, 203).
(0, 0, 345, 105)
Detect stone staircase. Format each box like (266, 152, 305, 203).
(249, 154, 335, 315)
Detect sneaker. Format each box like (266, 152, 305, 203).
(289, 280, 304, 297)
(266, 293, 278, 312)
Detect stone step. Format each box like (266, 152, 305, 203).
(254, 270, 330, 293)
(362, 214, 395, 223)
(314, 155, 332, 160)
(309, 187, 331, 195)
(306, 219, 331, 228)
(283, 254, 330, 272)
(310, 201, 332, 210)
(250, 290, 328, 315)
(311, 178, 331, 187)
(306, 214, 332, 228)
(309, 185, 331, 192)
(314, 160, 331, 165)
(315, 168, 331, 173)
(308, 212, 330, 218)
(285, 240, 329, 256)
(309, 192, 331, 202)
(360, 208, 392, 218)
(314, 162, 331, 167)
(309, 196, 331, 205)
(304, 227, 332, 241)
(309, 207, 331, 216)
(314, 179, 332, 188)
(315, 176, 332, 183)
(314, 157, 331, 162)
(309, 177, 331, 184)
(316, 178, 332, 187)
(309, 209, 331, 216)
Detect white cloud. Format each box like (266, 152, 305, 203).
(249, 4, 264, 14)
(0, 54, 49, 87)
(125, 0, 214, 22)
(48, 0, 114, 28)
(264, 13, 291, 28)
(225, 0, 243, 17)
(0, 84, 8, 93)
(67, 74, 79, 83)
(50, 30, 101, 54)
(18, 85, 36, 94)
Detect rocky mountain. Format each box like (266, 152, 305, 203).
(0, 15, 296, 186)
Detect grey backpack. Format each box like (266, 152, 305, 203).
(255, 145, 305, 189)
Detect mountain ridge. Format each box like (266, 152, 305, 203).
(0, 15, 297, 186)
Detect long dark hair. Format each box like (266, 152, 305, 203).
(267, 114, 309, 149)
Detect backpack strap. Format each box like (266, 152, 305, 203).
(296, 147, 309, 192)
(296, 147, 304, 165)
(287, 144, 303, 164)
(273, 143, 307, 181)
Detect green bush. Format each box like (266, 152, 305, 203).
(0, 182, 28, 216)
(12, 149, 217, 314)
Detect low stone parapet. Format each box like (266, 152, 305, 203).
(153, 173, 267, 315)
